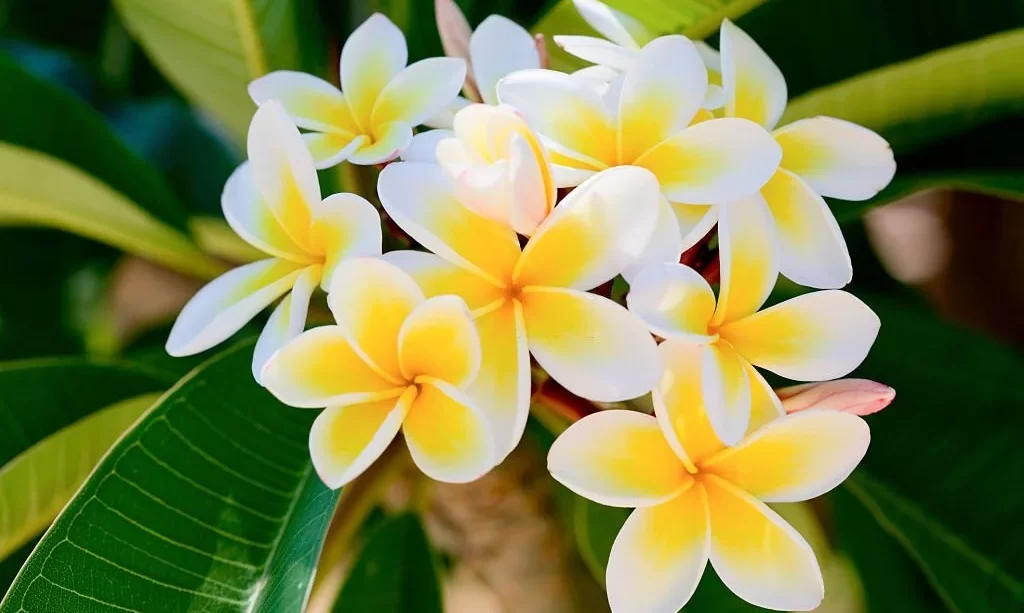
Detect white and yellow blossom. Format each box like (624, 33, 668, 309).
(165, 101, 381, 379)
(698, 20, 896, 288)
(627, 197, 880, 442)
(378, 164, 663, 459)
(549, 341, 871, 613)
(262, 258, 496, 487)
(427, 3, 542, 128)
(497, 35, 781, 277)
(248, 13, 466, 168)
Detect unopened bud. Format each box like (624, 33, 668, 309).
(777, 379, 895, 416)
(534, 34, 550, 69)
(435, 0, 481, 101)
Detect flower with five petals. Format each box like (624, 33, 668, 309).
(249, 13, 466, 168)
(627, 196, 880, 442)
(497, 35, 781, 278)
(548, 340, 872, 612)
(378, 164, 663, 460)
(165, 101, 381, 379)
(262, 258, 496, 486)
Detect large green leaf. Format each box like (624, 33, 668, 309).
(0, 143, 222, 278)
(334, 512, 443, 613)
(846, 293, 1024, 611)
(781, 29, 1024, 154)
(0, 342, 340, 612)
(112, 0, 328, 143)
(0, 393, 160, 560)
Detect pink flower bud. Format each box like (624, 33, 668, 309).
(435, 0, 481, 101)
(777, 379, 895, 416)
(534, 34, 550, 70)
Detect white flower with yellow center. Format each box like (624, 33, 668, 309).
(627, 197, 880, 442)
(262, 258, 496, 486)
(497, 35, 781, 277)
(377, 164, 663, 459)
(696, 19, 897, 288)
(248, 14, 466, 168)
(165, 101, 381, 379)
(549, 340, 871, 613)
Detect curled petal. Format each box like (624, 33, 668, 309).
(309, 388, 414, 489)
(302, 133, 370, 169)
(548, 410, 691, 507)
(554, 35, 637, 71)
(221, 162, 315, 262)
(507, 132, 553, 235)
(777, 379, 896, 416)
(627, 262, 716, 343)
(252, 264, 321, 382)
(720, 19, 787, 130)
(654, 341, 725, 469)
(572, 0, 647, 48)
(348, 121, 414, 165)
(341, 13, 408, 132)
(309, 193, 383, 291)
(470, 15, 540, 104)
(166, 259, 304, 357)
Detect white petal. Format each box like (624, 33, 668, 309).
(720, 19, 787, 130)
(520, 287, 661, 402)
(248, 71, 356, 135)
(711, 194, 780, 327)
(423, 96, 472, 129)
(347, 121, 414, 165)
(701, 342, 752, 445)
(572, 0, 646, 48)
(669, 202, 719, 252)
(571, 64, 620, 94)
(372, 57, 467, 128)
(309, 193, 384, 290)
(627, 262, 716, 343)
(221, 162, 315, 262)
(554, 35, 637, 71)
(620, 198, 683, 284)
(774, 116, 896, 200)
(470, 15, 540, 105)
(302, 133, 370, 170)
(401, 129, 454, 162)
(252, 265, 320, 382)
(166, 259, 303, 356)
(341, 13, 408, 131)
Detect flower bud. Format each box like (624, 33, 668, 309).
(777, 379, 895, 416)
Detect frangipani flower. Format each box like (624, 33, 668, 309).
(428, 0, 541, 127)
(249, 13, 466, 168)
(378, 164, 663, 459)
(548, 341, 871, 613)
(497, 36, 780, 277)
(700, 19, 896, 288)
(627, 197, 880, 442)
(555, 0, 724, 108)
(431, 104, 556, 236)
(262, 258, 496, 487)
(165, 101, 381, 379)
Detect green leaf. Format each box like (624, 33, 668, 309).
(0, 54, 191, 234)
(532, 0, 768, 71)
(0, 142, 223, 278)
(0, 342, 341, 612)
(334, 512, 443, 613)
(848, 293, 1024, 611)
(112, 0, 328, 144)
(781, 29, 1024, 153)
(0, 393, 161, 560)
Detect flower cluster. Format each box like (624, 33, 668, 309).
(166, 1, 896, 611)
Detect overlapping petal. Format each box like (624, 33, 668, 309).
(620, 198, 683, 283)
(308, 193, 383, 290)
(246, 101, 321, 250)
(634, 118, 781, 204)
(654, 342, 724, 469)
(669, 202, 719, 252)
(252, 264, 321, 381)
(515, 166, 660, 290)
(554, 35, 637, 71)
(382, 250, 505, 313)
(760, 169, 851, 289)
(705, 476, 823, 611)
(607, 486, 709, 613)
(702, 410, 870, 502)
(701, 341, 752, 445)
(309, 388, 414, 489)
(572, 0, 646, 48)
(340, 13, 408, 132)
(221, 162, 314, 262)
(166, 258, 305, 357)
(720, 19, 787, 130)
(347, 121, 414, 165)
(248, 71, 358, 135)
(401, 129, 452, 162)
(372, 57, 467, 128)
(327, 258, 425, 383)
(774, 116, 896, 200)
(378, 162, 522, 285)
(398, 296, 480, 387)
(521, 287, 661, 402)
(403, 379, 496, 483)
(261, 325, 401, 408)
(617, 36, 707, 163)
(627, 262, 716, 343)
(548, 410, 691, 507)
(302, 133, 370, 169)
(718, 290, 880, 381)
(470, 15, 540, 104)
(745, 362, 785, 431)
(711, 194, 779, 327)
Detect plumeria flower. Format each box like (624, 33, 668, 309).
(429, 104, 556, 236)
(248, 13, 465, 168)
(695, 19, 896, 288)
(626, 197, 880, 442)
(377, 164, 663, 460)
(262, 258, 496, 486)
(165, 101, 381, 380)
(555, 0, 724, 108)
(427, 0, 542, 128)
(497, 35, 780, 278)
(548, 340, 872, 613)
